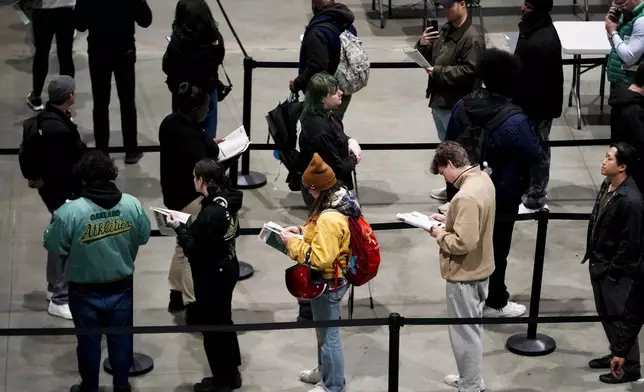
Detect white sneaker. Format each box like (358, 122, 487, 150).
(444, 374, 459, 388)
(308, 382, 346, 392)
(430, 187, 448, 201)
(483, 301, 526, 318)
(300, 366, 322, 385)
(48, 302, 72, 320)
(438, 202, 450, 215)
(45, 291, 53, 301)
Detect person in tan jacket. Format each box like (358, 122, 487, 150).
(428, 141, 495, 392)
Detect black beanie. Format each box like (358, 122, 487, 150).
(527, 0, 553, 13)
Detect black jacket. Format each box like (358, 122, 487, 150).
(159, 113, 220, 210)
(298, 113, 356, 189)
(175, 189, 242, 300)
(584, 176, 644, 280)
(293, 3, 356, 94)
(446, 90, 549, 208)
(74, 0, 152, 53)
(608, 88, 644, 187)
(162, 31, 225, 94)
(514, 14, 564, 121)
(38, 103, 87, 211)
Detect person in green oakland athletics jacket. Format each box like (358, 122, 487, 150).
(44, 151, 151, 392)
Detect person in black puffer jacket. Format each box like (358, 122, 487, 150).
(163, 0, 225, 139)
(167, 159, 243, 392)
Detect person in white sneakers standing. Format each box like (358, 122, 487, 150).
(428, 141, 494, 392)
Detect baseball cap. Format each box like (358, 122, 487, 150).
(437, 0, 464, 7)
(48, 75, 75, 104)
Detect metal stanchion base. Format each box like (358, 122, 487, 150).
(236, 171, 267, 189)
(239, 261, 255, 281)
(506, 332, 556, 357)
(103, 352, 154, 377)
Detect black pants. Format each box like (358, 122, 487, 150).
(591, 275, 641, 373)
(195, 260, 242, 386)
(88, 49, 139, 155)
(32, 7, 75, 97)
(485, 201, 520, 309)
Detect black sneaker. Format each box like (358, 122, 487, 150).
(589, 354, 613, 369)
(194, 381, 231, 392)
(168, 290, 185, 313)
(114, 385, 132, 392)
(27, 93, 44, 111)
(201, 370, 242, 390)
(599, 371, 641, 384)
(125, 152, 143, 164)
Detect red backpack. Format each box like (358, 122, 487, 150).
(343, 215, 380, 286)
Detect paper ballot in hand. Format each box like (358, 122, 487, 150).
(396, 212, 445, 231)
(401, 49, 432, 69)
(259, 221, 303, 255)
(217, 126, 251, 162)
(150, 207, 192, 237)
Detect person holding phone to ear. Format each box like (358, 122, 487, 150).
(415, 0, 485, 210)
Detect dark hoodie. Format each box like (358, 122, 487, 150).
(175, 189, 243, 298)
(162, 30, 225, 94)
(446, 89, 550, 208)
(514, 0, 563, 121)
(608, 88, 644, 188)
(293, 3, 356, 93)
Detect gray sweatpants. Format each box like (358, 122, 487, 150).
(446, 279, 488, 392)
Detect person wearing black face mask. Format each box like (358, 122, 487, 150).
(513, 0, 563, 162)
(158, 82, 223, 323)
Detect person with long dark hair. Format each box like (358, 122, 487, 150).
(166, 159, 243, 392)
(279, 154, 361, 392)
(159, 82, 223, 321)
(163, 0, 225, 139)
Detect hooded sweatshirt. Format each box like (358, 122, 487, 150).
(162, 30, 225, 94)
(286, 187, 362, 280)
(174, 188, 243, 300)
(44, 181, 151, 283)
(293, 3, 356, 93)
(446, 89, 549, 208)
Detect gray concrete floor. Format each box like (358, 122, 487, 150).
(0, 0, 637, 391)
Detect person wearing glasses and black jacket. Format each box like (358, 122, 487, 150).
(167, 159, 243, 392)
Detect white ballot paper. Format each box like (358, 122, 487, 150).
(401, 49, 432, 69)
(396, 211, 446, 231)
(518, 203, 549, 215)
(217, 126, 251, 162)
(259, 221, 303, 255)
(150, 207, 192, 236)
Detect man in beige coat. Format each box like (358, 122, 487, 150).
(428, 141, 496, 392)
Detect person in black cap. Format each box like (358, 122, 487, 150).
(74, 0, 152, 165)
(30, 75, 87, 320)
(513, 0, 563, 162)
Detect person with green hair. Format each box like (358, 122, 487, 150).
(294, 71, 362, 324)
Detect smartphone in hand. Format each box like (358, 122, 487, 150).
(424, 18, 439, 32)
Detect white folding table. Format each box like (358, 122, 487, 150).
(554, 21, 611, 130)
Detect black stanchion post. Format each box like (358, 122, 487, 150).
(236, 56, 267, 190)
(103, 285, 154, 376)
(506, 210, 557, 356)
(388, 312, 403, 392)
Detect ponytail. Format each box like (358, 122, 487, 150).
(194, 159, 229, 196)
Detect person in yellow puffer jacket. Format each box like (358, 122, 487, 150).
(279, 153, 361, 392)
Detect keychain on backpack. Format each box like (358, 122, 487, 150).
(482, 161, 492, 176)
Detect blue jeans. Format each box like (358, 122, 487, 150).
(171, 89, 218, 139)
(69, 278, 133, 392)
(311, 281, 348, 392)
(431, 107, 452, 142)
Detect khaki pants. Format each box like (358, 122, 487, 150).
(168, 197, 202, 305)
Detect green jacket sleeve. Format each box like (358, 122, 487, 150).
(43, 209, 72, 258)
(432, 38, 483, 89)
